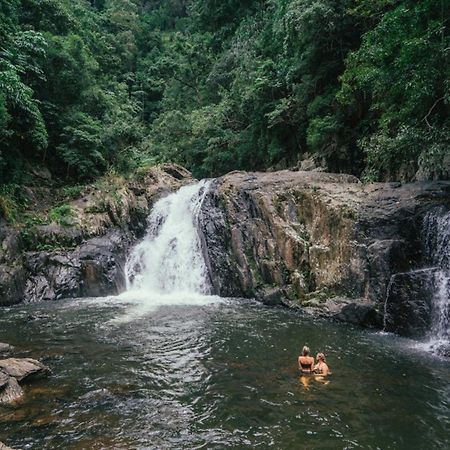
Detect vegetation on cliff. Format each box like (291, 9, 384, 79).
(0, 0, 448, 200)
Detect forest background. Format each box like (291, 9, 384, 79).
(0, 0, 448, 199)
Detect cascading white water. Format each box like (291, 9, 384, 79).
(119, 181, 216, 312)
(422, 209, 450, 353)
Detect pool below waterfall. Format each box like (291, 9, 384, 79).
(1, 296, 449, 450)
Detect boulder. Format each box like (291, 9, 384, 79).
(255, 287, 284, 306)
(0, 358, 50, 382)
(0, 371, 9, 389)
(0, 342, 13, 354)
(334, 302, 381, 328)
(0, 377, 23, 404)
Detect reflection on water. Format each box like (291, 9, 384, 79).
(0, 297, 449, 449)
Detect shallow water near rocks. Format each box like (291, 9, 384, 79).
(0, 296, 449, 450)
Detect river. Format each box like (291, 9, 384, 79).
(1, 296, 449, 449)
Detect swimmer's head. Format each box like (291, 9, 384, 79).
(302, 346, 310, 356)
(316, 352, 326, 362)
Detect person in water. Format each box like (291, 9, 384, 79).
(298, 346, 315, 374)
(313, 353, 330, 376)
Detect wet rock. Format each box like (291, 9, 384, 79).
(77, 232, 128, 297)
(0, 376, 24, 404)
(0, 358, 50, 382)
(0, 265, 26, 306)
(255, 287, 284, 306)
(383, 269, 436, 338)
(200, 171, 450, 334)
(0, 342, 13, 353)
(334, 302, 381, 328)
(0, 371, 9, 388)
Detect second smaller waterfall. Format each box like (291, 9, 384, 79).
(125, 180, 212, 297)
(421, 209, 450, 355)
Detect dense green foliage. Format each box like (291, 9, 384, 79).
(1, 0, 448, 184)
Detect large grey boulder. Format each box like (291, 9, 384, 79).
(0, 358, 50, 382)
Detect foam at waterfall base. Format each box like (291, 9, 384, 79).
(413, 337, 450, 358)
(111, 289, 222, 323)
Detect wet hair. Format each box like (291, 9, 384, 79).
(302, 346, 310, 356)
(316, 352, 326, 363)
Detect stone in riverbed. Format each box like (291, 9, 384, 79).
(0, 376, 24, 404)
(0, 442, 14, 450)
(0, 371, 9, 389)
(0, 342, 13, 353)
(0, 358, 50, 382)
(333, 302, 381, 328)
(255, 287, 284, 306)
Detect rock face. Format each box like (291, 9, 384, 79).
(0, 164, 193, 305)
(199, 170, 450, 336)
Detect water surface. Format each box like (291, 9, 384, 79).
(0, 297, 449, 449)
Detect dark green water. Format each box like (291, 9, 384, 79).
(0, 297, 449, 449)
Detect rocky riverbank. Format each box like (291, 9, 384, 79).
(0, 164, 193, 305)
(199, 170, 450, 337)
(1, 166, 449, 339)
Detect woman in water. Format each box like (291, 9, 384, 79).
(314, 353, 330, 376)
(298, 346, 315, 374)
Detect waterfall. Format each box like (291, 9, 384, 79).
(124, 180, 212, 298)
(422, 209, 450, 354)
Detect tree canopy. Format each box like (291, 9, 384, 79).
(1, 0, 448, 183)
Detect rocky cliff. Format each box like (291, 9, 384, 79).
(0, 164, 192, 306)
(2, 165, 450, 339)
(199, 170, 450, 337)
